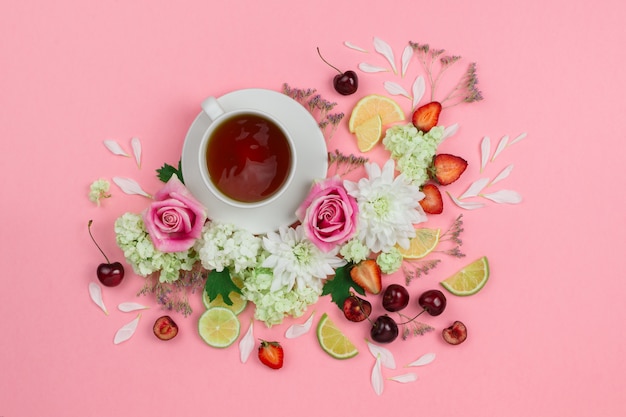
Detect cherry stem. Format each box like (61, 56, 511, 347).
(397, 309, 426, 325)
(317, 47, 343, 75)
(88, 220, 111, 264)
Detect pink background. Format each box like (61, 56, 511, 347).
(1, 0, 625, 415)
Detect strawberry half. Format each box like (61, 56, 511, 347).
(431, 154, 468, 185)
(350, 259, 382, 295)
(411, 101, 442, 133)
(419, 183, 443, 214)
(258, 340, 284, 370)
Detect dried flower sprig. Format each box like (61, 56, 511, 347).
(436, 214, 466, 258)
(397, 313, 435, 340)
(402, 259, 441, 286)
(282, 83, 344, 139)
(327, 149, 369, 177)
(137, 265, 206, 317)
(409, 42, 483, 107)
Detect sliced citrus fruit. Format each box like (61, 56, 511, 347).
(354, 115, 383, 152)
(348, 94, 405, 132)
(316, 313, 358, 359)
(202, 290, 247, 315)
(440, 256, 490, 296)
(397, 228, 440, 259)
(198, 306, 240, 348)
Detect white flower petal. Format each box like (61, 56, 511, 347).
(480, 136, 491, 172)
(481, 190, 522, 204)
(113, 313, 141, 344)
(112, 177, 151, 198)
(401, 44, 413, 77)
(491, 164, 514, 185)
(344, 41, 368, 52)
(117, 302, 149, 313)
(285, 311, 315, 339)
(441, 123, 459, 141)
(239, 320, 255, 363)
(358, 62, 389, 73)
(411, 75, 426, 109)
(367, 341, 396, 369)
(510, 132, 527, 145)
(405, 352, 436, 367)
(388, 373, 418, 383)
(492, 135, 509, 161)
(131, 137, 142, 167)
(88, 282, 108, 315)
(103, 140, 129, 157)
(459, 178, 490, 199)
(373, 37, 397, 73)
(371, 355, 384, 396)
(447, 191, 485, 210)
(383, 81, 411, 98)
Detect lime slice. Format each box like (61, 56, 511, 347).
(202, 290, 248, 315)
(397, 228, 440, 259)
(198, 307, 240, 348)
(316, 313, 358, 359)
(440, 256, 489, 296)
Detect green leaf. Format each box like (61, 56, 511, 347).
(204, 268, 241, 306)
(156, 160, 184, 184)
(321, 263, 365, 309)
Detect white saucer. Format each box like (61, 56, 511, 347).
(181, 88, 328, 235)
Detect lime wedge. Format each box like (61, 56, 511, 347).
(440, 256, 489, 296)
(317, 313, 358, 359)
(198, 307, 240, 348)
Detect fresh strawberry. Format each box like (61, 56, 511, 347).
(350, 259, 382, 295)
(258, 340, 284, 370)
(419, 183, 443, 214)
(431, 154, 468, 185)
(411, 101, 442, 133)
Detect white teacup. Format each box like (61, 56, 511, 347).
(199, 97, 297, 209)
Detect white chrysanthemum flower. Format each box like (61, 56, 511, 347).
(262, 225, 346, 292)
(343, 159, 427, 253)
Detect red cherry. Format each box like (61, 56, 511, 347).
(88, 220, 125, 287)
(317, 47, 358, 95)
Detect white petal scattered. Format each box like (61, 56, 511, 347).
(117, 302, 149, 313)
(482, 190, 522, 204)
(367, 341, 396, 369)
(491, 164, 514, 185)
(344, 41, 368, 53)
(239, 320, 255, 363)
(131, 137, 142, 168)
(358, 62, 389, 73)
(103, 140, 129, 157)
(373, 37, 397, 74)
(441, 123, 459, 141)
(401, 45, 413, 77)
(492, 135, 509, 161)
(447, 191, 485, 210)
(88, 282, 108, 315)
(406, 352, 436, 367)
(411, 75, 426, 109)
(113, 313, 141, 345)
(383, 81, 411, 99)
(510, 132, 528, 145)
(371, 355, 384, 396)
(112, 177, 151, 198)
(480, 136, 491, 172)
(460, 177, 490, 199)
(285, 311, 315, 339)
(388, 373, 418, 383)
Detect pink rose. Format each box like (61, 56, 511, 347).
(296, 177, 358, 252)
(143, 175, 207, 252)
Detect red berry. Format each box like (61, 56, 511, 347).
(258, 340, 284, 370)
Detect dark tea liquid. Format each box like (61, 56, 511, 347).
(206, 113, 292, 203)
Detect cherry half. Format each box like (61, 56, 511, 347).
(343, 294, 372, 322)
(88, 220, 125, 287)
(317, 47, 358, 95)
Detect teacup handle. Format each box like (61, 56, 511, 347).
(201, 97, 224, 121)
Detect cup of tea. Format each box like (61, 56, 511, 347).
(199, 97, 297, 208)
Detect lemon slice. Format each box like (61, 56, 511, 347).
(198, 307, 240, 348)
(348, 94, 405, 132)
(316, 313, 358, 359)
(397, 228, 440, 259)
(355, 115, 383, 152)
(440, 256, 490, 296)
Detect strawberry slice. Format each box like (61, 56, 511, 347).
(258, 340, 284, 369)
(350, 259, 382, 295)
(431, 154, 468, 185)
(411, 101, 442, 133)
(419, 183, 443, 214)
